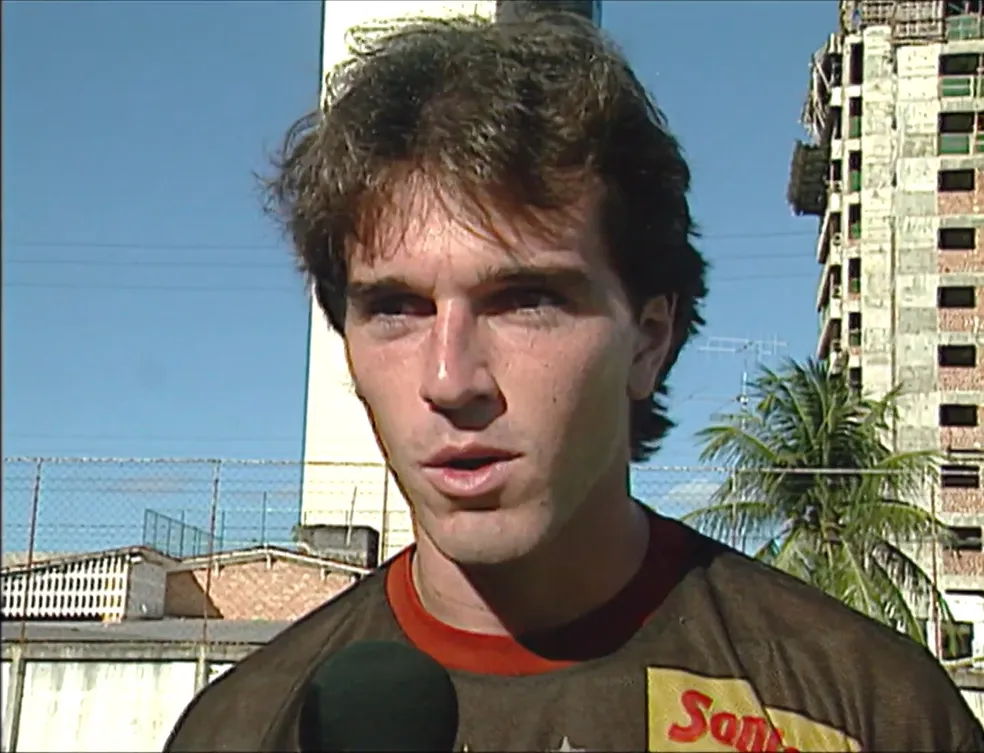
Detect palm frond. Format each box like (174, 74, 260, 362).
(685, 356, 950, 644)
(681, 499, 782, 552)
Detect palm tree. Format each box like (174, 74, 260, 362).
(681, 357, 953, 647)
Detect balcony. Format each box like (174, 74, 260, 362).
(817, 315, 843, 361)
(947, 14, 984, 42)
(1, 546, 172, 621)
(819, 295, 843, 332)
(848, 170, 862, 193)
(938, 110, 984, 155)
(848, 115, 862, 139)
(939, 133, 984, 155)
(940, 76, 984, 99)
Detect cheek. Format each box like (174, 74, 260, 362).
(346, 343, 411, 449)
(509, 326, 633, 440)
(572, 338, 633, 431)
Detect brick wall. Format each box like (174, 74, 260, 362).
(938, 223, 984, 274)
(943, 550, 984, 578)
(939, 360, 984, 391)
(940, 406, 984, 451)
(165, 571, 221, 618)
(164, 558, 357, 621)
(939, 246, 984, 274)
(938, 286, 984, 331)
(937, 168, 984, 216)
(942, 486, 984, 514)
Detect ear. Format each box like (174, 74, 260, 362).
(627, 295, 676, 401)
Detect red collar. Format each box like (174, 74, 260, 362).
(385, 511, 691, 675)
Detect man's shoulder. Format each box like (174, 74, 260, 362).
(694, 530, 930, 658)
(164, 564, 404, 751)
(677, 525, 984, 749)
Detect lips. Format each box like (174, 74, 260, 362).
(424, 446, 519, 470)
(421, 446, 520, 499)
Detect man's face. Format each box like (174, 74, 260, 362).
(343, 181, 673, 566)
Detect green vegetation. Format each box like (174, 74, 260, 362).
(683, 358, 952, 645)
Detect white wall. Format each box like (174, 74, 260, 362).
(0, 658, 244, 753)
(1, 656, 980, 751)
(963, 689, 984, 721)
(926, 590, 984, 661)
(951, 591, 984, 659)
(15, 661, 196, 752)
(2, 660, 11, 751)
(300, 0, 497, 562)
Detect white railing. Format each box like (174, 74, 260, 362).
(1, 553, 129, 621)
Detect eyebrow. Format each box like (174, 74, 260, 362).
(346, 264, 596, 303)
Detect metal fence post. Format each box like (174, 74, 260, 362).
(18, 459, 43, 644)
(260, 491, 268, 546)
(380, 464, 391, 562)
(6, 458, 43, 753)
(3, 643, 27, 753)
(197, 458, 222, 686)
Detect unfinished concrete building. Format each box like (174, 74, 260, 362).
(788, 0, 984, 660)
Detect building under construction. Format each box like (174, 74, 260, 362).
(788, 0, 984, 658)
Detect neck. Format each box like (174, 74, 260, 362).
(411, 472, 650, 636)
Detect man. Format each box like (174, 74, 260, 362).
(165, 11, 984, 753)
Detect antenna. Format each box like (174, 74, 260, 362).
(697, 335, 787, 407)
(695, 335, 786, 550)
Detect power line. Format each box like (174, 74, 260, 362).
(5, 431, 298, 442)
(3, 240, 281, 251)
(0, 271, 819, 293)
(4, 248, 817, 268)
(4, 258, 295, 270)
(1, 229, 817, 252)
(1, 282, 299, 293)
(2, 228, 822, 291)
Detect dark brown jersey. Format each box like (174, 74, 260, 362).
(165, 512, 984, 752)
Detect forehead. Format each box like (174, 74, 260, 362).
(348, 176, 606, 277)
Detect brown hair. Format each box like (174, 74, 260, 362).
(263, 11, 708, 462)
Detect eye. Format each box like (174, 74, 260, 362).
(365, 294, 433, 318)
(494, 287, 567, 313)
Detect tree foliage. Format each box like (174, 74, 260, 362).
(682, 358, 952, 645)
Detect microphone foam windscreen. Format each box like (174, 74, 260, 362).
(300, 641, 459, 752)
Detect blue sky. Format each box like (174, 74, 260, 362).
(2, 0, 836, 553)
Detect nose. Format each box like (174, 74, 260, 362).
(418, 301, 501, 426)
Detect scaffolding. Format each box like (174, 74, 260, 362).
(838, 1, 948, 43)
(801, 35, 843, 145)
(787, 141, 830, 217)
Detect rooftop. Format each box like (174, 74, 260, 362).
(0, 618, 291, 645)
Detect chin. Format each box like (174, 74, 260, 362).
(425, 506, 553, 567)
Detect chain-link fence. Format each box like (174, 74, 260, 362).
(1, 457, 397, 557)
(0, 457, 738, 560)
(2, 458, 976, 561)
(1, 457, 980, 657)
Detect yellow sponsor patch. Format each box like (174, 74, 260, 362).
(647, 668, 862, 752)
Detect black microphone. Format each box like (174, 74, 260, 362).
(298, 641, 459, 752)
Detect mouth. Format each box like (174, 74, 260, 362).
(424, 447, 520, 471)
(421, 447, 520, 498)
